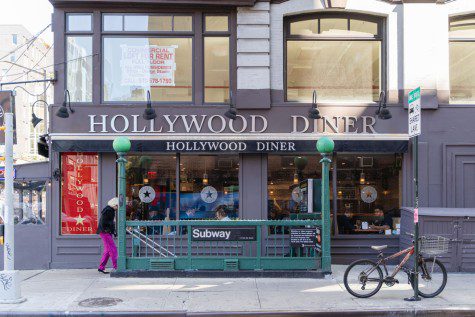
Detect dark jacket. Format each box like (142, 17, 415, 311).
(97, 206, 116, 235)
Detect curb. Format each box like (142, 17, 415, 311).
(110, 270, 326, 278)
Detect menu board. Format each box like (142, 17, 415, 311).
(61, 153, 99, 235)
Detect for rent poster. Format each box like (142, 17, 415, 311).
(61, 153, 99, 235)
(120, 45, 177, 87)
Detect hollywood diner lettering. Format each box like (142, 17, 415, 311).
(88, 114, 377, 134)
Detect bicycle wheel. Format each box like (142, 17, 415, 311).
(343, 259, 384, 298)
(412, 257, 447, 298)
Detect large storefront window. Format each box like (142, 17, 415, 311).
(267, 155, 322, 220)
(124, 154, 239, 221)
(125, 155, 176, 220)
(286, 13, 382, 102)
(179, 155, 239, 220)
(100, 13, 230, 103)
(0, 180, 47, 225)
(449, 16, 475, 103)
(335, 154, 401, 235)
(61, 153, 99, 235)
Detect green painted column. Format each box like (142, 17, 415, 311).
(317, 137, 334, 274)
(113, 137, 131, 271)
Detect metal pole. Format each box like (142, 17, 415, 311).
(413, 135, 420, 300)
(0, 112, 25, 303)
(116, 152, 127, 271)
(4, 113, 14, 272)
(320, 153, 332, 273)
(43, 70, 47, 135)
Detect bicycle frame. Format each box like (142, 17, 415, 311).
(365, 246, 415, 281)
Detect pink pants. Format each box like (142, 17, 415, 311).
(99, 232, 118, 270)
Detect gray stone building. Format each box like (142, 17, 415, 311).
(2, 0, 475, 272)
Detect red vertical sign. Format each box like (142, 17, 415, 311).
(61, 153, 99, 235)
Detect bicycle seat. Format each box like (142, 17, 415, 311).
(371, 245, 387, 251)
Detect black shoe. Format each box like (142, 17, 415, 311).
(98, 269, 110, 274)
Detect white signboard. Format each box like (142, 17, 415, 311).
(120, 45, 177, 87)
(139, 186, 156, 203)
(408, 87, 421, 137)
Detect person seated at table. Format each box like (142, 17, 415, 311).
(338, 211, 355, 234)
(215, 205, 231, 221)
(372, 206, 392, 229)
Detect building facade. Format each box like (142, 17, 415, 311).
(2, 0, 475, 271)
(0, 24, 53, 162)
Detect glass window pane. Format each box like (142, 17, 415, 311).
(103, 37, 193, 102)
(180, 155, 239, 220)
(125, 155, 176, 221)
(173, 16, 193, 31)
(205, 37, 229, 103)
(205, 16, 229, 32)
(450, 18, 475, 38)
(61, 153, 99, 235)
(320, 18, 348, 35)
(350, 19, 378, 36)
(124, 15, 172, 32)
(450, 42, 475, 103)
(267, 155, 322, 220)
(67, 14, 92, 32)
(67, 36, 93, 102)
(104, 14, 123, 31)
(287, 40, 381, 102)
(335, 154, 401, 235)
(1, 180, 47, 224)
(290, 19, 318, 36)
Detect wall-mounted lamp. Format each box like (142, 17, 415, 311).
(56, 90, 75, 118)
(224, 91, 237, 120)
(375, 91, 392, 120)
(143, 90, 157, 120)
(359, 171, 365, 185)
(308, 90, 321, 120)
(31, 100, 48, 127)
(293, 172, 299, 185)
(202, 173, 209, 185)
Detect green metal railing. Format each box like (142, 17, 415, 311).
(123, 220, 325, 271)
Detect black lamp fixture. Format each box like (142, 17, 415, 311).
(224, 91, 237, 120)
(308, 90, 321, 120)
(31, 99, 48, 128)
(56, 90, 74, 118)
(143, 90, 157, 120)
(375, 91, 392, 120)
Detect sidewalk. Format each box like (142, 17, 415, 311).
(0, 266, 474, 316)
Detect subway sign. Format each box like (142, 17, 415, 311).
(191, 226, 257, 241)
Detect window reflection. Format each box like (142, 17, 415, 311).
(67, 36, 93, 102)
(125, 155, 176, 221)
(179, 155, 238, 220)
(204, 37, 229, 103)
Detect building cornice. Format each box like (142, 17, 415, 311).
(49, 0, 258, 6)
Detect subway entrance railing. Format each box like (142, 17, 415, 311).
(122, 220, 327, 272)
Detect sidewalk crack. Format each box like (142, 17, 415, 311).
(254, 278, 262, 309)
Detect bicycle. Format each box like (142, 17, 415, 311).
(343, 234, 449, 298)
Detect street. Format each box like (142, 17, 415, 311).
(0, 266, 474, 316)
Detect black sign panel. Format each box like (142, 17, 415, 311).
(290, 228, 318, 247)
(191, 226, 257, 242)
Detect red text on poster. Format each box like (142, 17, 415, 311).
(61, 153, 99, 235)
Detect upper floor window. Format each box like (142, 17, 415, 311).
(12, 34, 17, 45)
(66, 14, 93, 102)
(449, 16, 475, 103)
(285, 13, 383, 102)
(102, 13, 230, 103)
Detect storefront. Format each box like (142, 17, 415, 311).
(4, 0, 473, 270)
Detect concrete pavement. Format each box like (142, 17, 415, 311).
(0, 266, 474, 316)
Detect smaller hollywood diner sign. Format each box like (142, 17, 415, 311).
(191, 226, 257, 242)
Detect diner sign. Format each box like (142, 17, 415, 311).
(191, 226, 257, 241)
(120, 45, 176, 87)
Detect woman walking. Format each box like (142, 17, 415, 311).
(97, 197, 119, 274)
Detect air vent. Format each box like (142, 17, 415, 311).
(150, 259, 175, 271)
(224, 259, 239, 271)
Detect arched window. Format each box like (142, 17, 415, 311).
(285, 13, 384, 102)
(449, 16, 475, 103)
